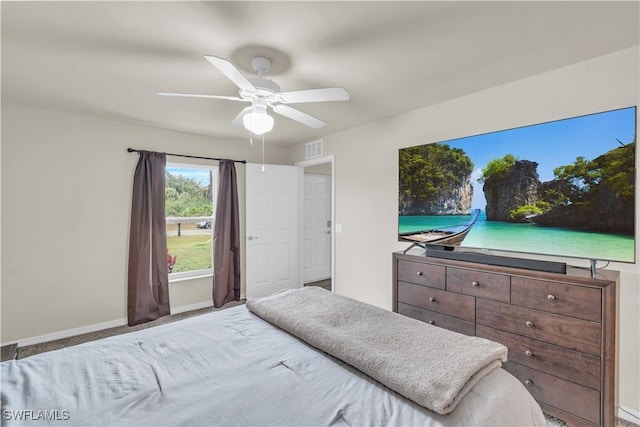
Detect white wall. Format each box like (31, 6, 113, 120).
(292, 47, 640, 417)
(0, 104, 294, 344)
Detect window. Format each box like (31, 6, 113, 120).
(165, 163, 217, 280)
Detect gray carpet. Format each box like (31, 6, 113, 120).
(546, 414, 638, 427)
(17, 299, 244, 359)
(304, 279, 331, 291)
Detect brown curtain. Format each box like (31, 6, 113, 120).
(213, 160, 241, 307)
(127, 151, 171, 326)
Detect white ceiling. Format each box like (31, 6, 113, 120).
(2, 1, 638, 146)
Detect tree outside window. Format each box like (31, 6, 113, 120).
(165, 164, 216, 279)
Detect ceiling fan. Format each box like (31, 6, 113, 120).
(158, 55, 349, 135)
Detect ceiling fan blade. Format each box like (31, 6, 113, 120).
(157, 92, 247, 101)
(272, 104, 326, 128)
(204, 55, 256, 92)
(278, 87, 349, 104)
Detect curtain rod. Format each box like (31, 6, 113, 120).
(127, 148, 246, 164)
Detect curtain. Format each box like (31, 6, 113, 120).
(127, 151, 171, 326)
(213, 160, 241, 307)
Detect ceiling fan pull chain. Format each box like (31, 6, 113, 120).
(261, 134, 265, 172)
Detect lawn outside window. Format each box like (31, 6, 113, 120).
(165, 163, 218, 281)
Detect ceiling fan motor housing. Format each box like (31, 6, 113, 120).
(251, 56, 271, 74)
(242, 78, 281, 103)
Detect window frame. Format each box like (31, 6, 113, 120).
(165, 161, 218, 282)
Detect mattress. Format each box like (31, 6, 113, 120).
(1, 305, 546, 426)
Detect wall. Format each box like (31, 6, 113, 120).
(292, 47, 640, 417)
(1, 104, 294, 344)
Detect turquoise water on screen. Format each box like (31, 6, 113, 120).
(398, 211, 635, 263)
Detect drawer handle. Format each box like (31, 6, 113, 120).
(429, 297, 436, 302)
(525, 350, 533, 357)
(416, 271, 423, 276)
(428, 320, 435, 325)
(525, 320, 534, 328)
(472, 281, 480, 287)
(547, 294, 556, 301)
(525, 379, 533, 386)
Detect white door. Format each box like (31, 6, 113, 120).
(246, 163, 300, 299)
(303, 174, 331, 283)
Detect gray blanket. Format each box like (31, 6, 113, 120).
(247, 286, 508, 415)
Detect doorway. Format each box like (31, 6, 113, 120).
(296, 155, 335, 292)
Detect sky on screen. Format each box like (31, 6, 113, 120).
(441, 107, 636, 209)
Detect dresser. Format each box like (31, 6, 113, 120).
(392, 251, 617, 427)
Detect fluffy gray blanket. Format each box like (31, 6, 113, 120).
(246, 287, 507, 415)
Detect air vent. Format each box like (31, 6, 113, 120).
(306, 139, 323, 159)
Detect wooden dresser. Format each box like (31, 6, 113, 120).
(392, 251, 617, 427)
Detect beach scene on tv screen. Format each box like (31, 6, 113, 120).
(398, 107, 636, 263)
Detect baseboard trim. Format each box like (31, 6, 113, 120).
(169, 301, 212, 315)
(619, 405, 640, 425)
(4, 301, 218, 348)
(8, 318, 127, 348)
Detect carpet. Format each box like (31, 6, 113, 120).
(17, 299, 244, 359)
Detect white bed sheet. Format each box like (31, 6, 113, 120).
(1, 305, 545, 426)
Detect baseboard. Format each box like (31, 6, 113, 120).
(619, 405, 640, 425)
(4, 301, 219, 348)
(169, 301, 212, 315)
(8, 318, 127, 348)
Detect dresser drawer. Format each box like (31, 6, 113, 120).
(398, 281, 475, 321)
(511, 277, 602, 322)
(397, 303, 475, 336)
(477, 299, 601, 356)
(397, 260, 446, 289)
(446, 267, 510, 303)
(504, 361, 600, 425)
(477, 325, 601, 390)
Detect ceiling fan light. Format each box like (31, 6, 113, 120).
(243, 110, 274, 135)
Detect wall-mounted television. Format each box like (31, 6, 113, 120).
(398, 106, 637, 264)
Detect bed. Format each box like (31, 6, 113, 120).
(1, 287, 546, 426)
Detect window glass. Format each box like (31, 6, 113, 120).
(165, 164, 216, 278)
